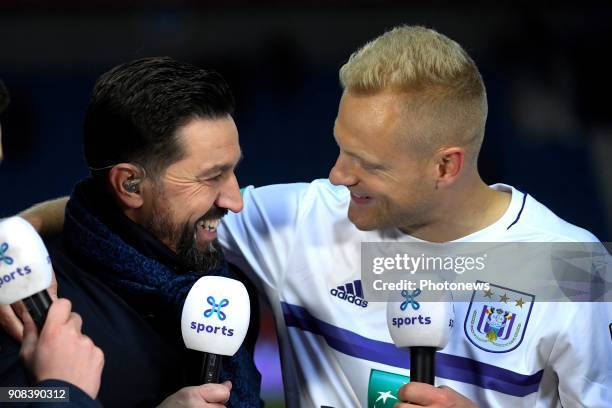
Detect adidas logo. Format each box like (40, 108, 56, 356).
(330, 279, 368, 308)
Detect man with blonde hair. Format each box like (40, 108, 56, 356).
(205, 26, 609, 407)
(333, 25, 492, 238)
(3, 26, 610, 407)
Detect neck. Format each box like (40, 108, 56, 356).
(401, 174, 511, 243)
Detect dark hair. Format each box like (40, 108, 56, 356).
(0, 79, 10, 115)
(84, 57, 235, 179)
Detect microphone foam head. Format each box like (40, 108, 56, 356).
(0, 217, 52, 305)
(386, 289, 454, 350)
(181, 275, 251, 356)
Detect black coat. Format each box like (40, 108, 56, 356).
(0, 233, 262, 407)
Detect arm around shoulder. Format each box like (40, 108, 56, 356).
(19, 197, 69, 236)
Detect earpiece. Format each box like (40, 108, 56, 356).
(123, 179, 141, 193)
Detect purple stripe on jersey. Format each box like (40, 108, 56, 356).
(281, 301, 543, 397)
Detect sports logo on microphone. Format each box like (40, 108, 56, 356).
(0, 242, 34, 289)
(204, 296, 229, 320)
(189, 294, 234, 337)
(391, 289, 431, 327)
(0, 243, 14, 265)
(0, 217, 54, 306)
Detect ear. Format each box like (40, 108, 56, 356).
(434, 147, 465, 188)
(108, 163, 146, 209)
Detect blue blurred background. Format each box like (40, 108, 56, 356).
(1, 2, 610, 406)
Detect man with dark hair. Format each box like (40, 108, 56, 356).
(81, 57, 239, 274)
(0, 60, 262, 407)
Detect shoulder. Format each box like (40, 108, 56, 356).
(511, 190, 599, 242)
(244, 178, 347, 200)
(242, 179, 349, 217)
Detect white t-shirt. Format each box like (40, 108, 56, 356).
(219, 180, 611, 408)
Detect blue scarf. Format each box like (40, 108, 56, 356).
(63, 179, 262, 407)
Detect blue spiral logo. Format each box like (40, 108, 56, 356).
(400, 289, 421, 311)
(0, 243, 14, 266)
(203, 296, 229, 321)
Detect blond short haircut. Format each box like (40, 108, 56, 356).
(340, 26, 488, 162)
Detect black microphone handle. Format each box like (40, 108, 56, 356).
(410, 346, 436, 385)
(200, 353, 223, 384)
(22, 290, 53, 332)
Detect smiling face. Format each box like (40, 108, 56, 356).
(329, 90, 439, 232)
(140, 116, 243, 270)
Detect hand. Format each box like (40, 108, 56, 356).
(19, 298, 104, 400)
(0, 270, 58, 342)
(157, 381, 232, 408)
(396, 382, 478, 407)
(1, 200, 64, 342)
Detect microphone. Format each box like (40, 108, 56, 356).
(181, 275, 251, 384)
(386, 289, 454, 385)
(0, 217, 53, 331)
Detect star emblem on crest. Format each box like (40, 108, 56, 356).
(499, 292, 510, 303)
(483, 288, 494, 298)
(515, 297, 525, 308)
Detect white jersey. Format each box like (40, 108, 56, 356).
(219, 180, 611, 408)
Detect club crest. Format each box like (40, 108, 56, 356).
(464, 282, 534, 353)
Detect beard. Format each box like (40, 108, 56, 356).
(175, 206, 228, 271)
(146, 189, 228, 272)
